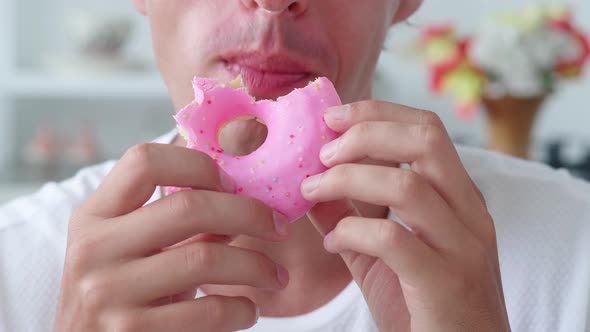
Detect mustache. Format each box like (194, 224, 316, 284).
(208, 18, 330, 62)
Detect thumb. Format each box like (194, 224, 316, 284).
(307, 200, 374, 287)
(307, 199, 360, 237)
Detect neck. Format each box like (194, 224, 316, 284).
(171, 128, 387, 317)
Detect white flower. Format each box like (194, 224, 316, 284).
(469, 9, 580, 98)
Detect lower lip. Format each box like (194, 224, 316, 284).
(225, 63, 311, 98)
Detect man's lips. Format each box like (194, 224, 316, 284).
(222, 53, 315, 98)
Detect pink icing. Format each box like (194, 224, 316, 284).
(174, 77, 341, 222)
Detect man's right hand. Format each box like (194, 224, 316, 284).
(53, 143, 289, 332)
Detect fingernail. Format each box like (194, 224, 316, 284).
(320, 138, 340, 162)
(323, 232, 337, 253)
(273, 211, 289, 237)
(276, 264, 290, 288)
(301, 173, 322, 194)
(255, 306, 260, 322)
(219, 169, 236, 193)
(325, 104, 350, 121)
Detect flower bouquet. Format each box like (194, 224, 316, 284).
(417, 4, 589, 158)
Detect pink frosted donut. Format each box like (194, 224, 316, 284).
(172, 76, 341, 222)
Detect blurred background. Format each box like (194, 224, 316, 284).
(0, 0, 589, 203)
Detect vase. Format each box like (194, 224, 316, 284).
(482, 95, 545, 159)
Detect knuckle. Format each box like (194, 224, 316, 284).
(377, 221, 403, 251)
(445, 268, 470, 296)
(168, 191, 198, 217)
(67, 235, 100, 271)
(414, 116, 447, 153)
(359, 100, 383, 116)
(204, 296, 228, 326)
(79, 273, 112, 313)
(110, 313, 143, 332)
(467, 241, 492, 271)
(391, 170, 422, 205)
(185, 243, 216, 272)
(347, 101, 363, 119)
(121, 143, 154, 176)
(419, 110, 444, 129)
(353, 121, 374, 138)
(328, 165, 353, 192)
(124, 143, 153, 165)
(339, 131, 357, 154)
(333, 164, 353, 180)
(446, 259, 490, 301)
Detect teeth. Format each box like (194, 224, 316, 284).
(228, 75, 244, 89)
(227, 63, 241, 74)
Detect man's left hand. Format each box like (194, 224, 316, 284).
(302, 101, 511, 332)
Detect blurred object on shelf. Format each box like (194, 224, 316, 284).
(41, 10, 148, 77)
(64, 123, 101, 167)
(41, 54, 147, 77)
(23, 124, 60, 182)
(67, 11, 132, 58)
(20, 121, 103, 183)
(413, 4, 590, 159)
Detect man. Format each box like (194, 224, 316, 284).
(1, 1, 589, 331)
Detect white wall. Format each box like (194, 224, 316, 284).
(375, 0, 590, 144)
(15, 0, 154, 69)
(3, 0, 590, 150)
(0, 0, 15, 169)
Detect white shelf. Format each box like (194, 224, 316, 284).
(7, 72, 169, 99)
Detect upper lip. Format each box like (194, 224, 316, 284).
(221, 52, 314, 74)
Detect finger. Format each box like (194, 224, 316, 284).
(164, 233, 236, 251)
(80, 143, 234, 219)
(324, 216, 445, 288)
(305, 199, 372, 282)
(118, 242, 288, 303)
(325, 103, 486, 234)
(140, 296, 257, 332)
(151, 288, 198, 306)
(320, 121, 448, 167)
(105, 190, 287, 257)
(323, 101, 427, 132)
(302, 164, 470, 253)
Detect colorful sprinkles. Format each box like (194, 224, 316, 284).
(172, 76, 340, 222)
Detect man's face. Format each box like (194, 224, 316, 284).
(136, 0, 417, 109)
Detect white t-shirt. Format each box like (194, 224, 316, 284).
(1, 130, 590, 332)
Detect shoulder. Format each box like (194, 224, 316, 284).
(0, 160, 116, 232)
(456, 145, 590, 225)
(0, 129, 177, 232)
(0, 130, 176, 330)
(0, 160, 115, 331)
(457, 146, 590, 331)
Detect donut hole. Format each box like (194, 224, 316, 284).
(218, 116, 268, 156)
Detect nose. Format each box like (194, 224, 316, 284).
(241, 0, 309, 16)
